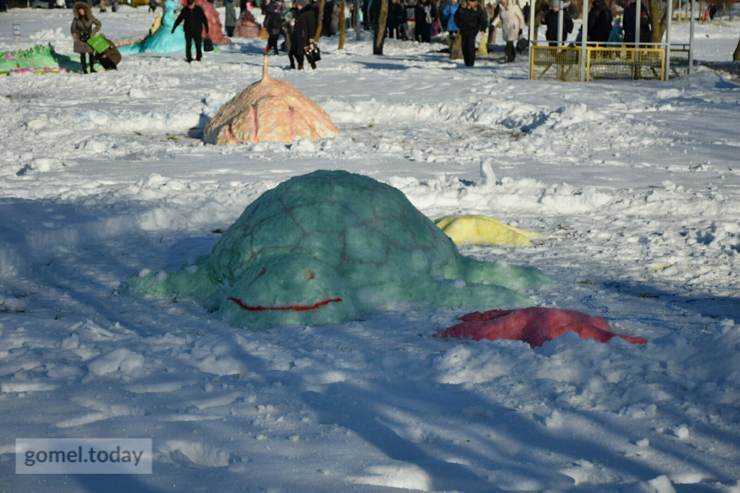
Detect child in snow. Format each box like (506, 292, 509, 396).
(71, 2, 102, 74)
(172, 0, 209, 62)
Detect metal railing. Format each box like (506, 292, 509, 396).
(529, 43, 691, 81)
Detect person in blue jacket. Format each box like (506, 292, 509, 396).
(441, 0, 460, 33)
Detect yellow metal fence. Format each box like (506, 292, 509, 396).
(529, 45, 666, 81)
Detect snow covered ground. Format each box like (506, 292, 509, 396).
(0, 7, 738, 493)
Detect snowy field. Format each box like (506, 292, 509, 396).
(0, 7, 739, 493)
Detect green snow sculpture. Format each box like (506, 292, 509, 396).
(129, 170, 549, 328)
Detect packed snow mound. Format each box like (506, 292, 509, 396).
(128, 170, 549, 328)
(203, 59, 339, 145)
(0, 44, 78, 75)
(234, 10, 261, 38)
(435, 214, 541, 247)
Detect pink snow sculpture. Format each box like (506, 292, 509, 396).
(234, 10, 261, 38)
(203, 57, 339, 144)
(182, 0, 230, 44)
(436, 307, 647, 347)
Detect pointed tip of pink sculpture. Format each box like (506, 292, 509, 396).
(437, 307, 647, 347)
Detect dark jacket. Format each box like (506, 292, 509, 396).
(388, 1, 405, 29)
(173, 4, 209, 37)
(292, 6, 316, 54)
(543, 8, 573, 41)
(225, 0, 237, 27)
(454, 4, 487, 36)
(264, 4, 284, 35)
(414, 1, 436, 28)
(71, 2, 102, 54)
(622, 2, 652, 43)
(588, 0, 612, 43)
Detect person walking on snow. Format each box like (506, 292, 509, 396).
(441, 0, 460, 33)
(622, 0, 651, 44)
(71, 2, 102, 74)
(291, 0, 317, 70)
(414, 0, 436, 42)
(454, 0, 487, 66)
(441, 0, 461, 58)
(264, 0, 284, 55)
(225, 0, 237, 36)
(587, 0, 612, 43)
(172, 0, 209, 62)
(543, 0, 572, 46)
(498, 0, 524, 62)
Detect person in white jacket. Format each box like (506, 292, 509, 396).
(498, 0, 524, 62)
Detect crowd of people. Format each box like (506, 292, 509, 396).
(0, 0, 673, 74)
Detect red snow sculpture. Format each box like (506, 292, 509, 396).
(182, 0, 230, 44)
(436, 307, 647, 347)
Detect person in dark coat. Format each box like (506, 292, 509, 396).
(70, 2, 102, 74)
(291, 0, 317, 69)
(414, 0, 436, 42)
(264, 0, 283, 54)
(622, 0, 651, 44)
(543, 1, 573, 45)
(454, 0, 486, 66)
(387, 0, 405, 39)
(587, 0, 612, 43)
(322, 0, 335, 35)
(225, 0, 237, 36)
(172, 0, 209, 62)
(283, 7, 295, 66)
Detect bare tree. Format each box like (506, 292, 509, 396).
(374, 0, 389, 54)
(315, 0, 326, 41)
(645, 0, 668, 42)
(339, 0, 347, 48)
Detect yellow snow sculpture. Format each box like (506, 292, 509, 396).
(435, 215, 541, 247)
(203, 56, 339, 145)
(149, 13, 163, 35)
